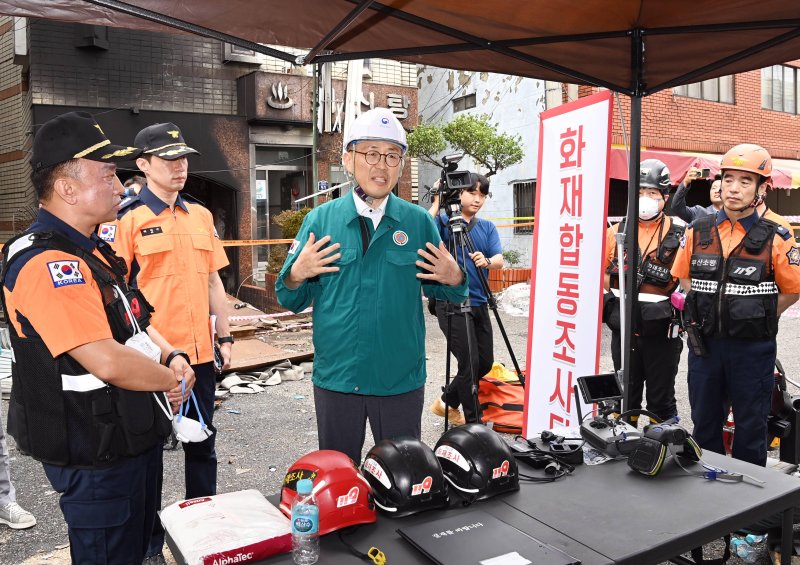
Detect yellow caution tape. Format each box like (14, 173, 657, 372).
(220, 239, 293, 247)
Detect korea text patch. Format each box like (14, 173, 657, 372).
(47, 260, 85, 288)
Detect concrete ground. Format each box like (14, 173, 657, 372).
(2, 303, 800, 564)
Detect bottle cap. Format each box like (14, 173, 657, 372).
(297, 478, 313, 495)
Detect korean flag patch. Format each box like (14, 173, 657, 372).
(47, 260, 85, 288)
(288, 239, 300, 255)
(98, 223, 116, 242)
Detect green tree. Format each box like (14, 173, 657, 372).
(406, 122, 447, 168)
(407, 114, 524, 177)
(442, 114, 523, 176)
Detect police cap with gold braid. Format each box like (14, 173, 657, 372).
(134, 122, 200, 160)
(31, 111, 141, 172)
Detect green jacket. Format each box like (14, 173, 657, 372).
(276, 192, 468, 396)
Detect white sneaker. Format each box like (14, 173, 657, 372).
(0, 502, 37, 529)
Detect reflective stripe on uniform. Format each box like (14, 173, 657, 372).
(691, 279, 718, 293)
(61, 373, 106, 392)
(725, 282, 779, 296)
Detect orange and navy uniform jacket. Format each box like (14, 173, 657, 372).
(4, 209, 114, 356)
(672, 209, 800, 294)
(604, 215, 683, 292)
(2, 209, 169, 467)
(100, 185, 229, 364)
(763, 207, 795, 238)
(672, 209, 800, 339)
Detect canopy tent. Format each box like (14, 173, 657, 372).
(3, 0, 800, 446)
(2, 1, 800, 96)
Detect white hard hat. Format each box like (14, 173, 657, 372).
(344, 108, 408, 155)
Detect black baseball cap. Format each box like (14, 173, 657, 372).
(31, 111, 141, 172)
(134, 122, 200, 160)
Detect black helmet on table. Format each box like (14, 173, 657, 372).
(361, 438, 449, 517)
(434, 424, 519, 502)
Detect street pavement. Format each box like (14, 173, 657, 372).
(2, 303, 800, 564)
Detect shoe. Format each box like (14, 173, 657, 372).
(142, 553, 167, 565)
(0, 502, 37, 529)
(430, 398, 466, 426)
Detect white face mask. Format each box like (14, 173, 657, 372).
(173, 413, 214, 443)
(638, 195, 662, 221)
(173, 388, 214, 443)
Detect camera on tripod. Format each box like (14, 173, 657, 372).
(431, 153, 474, 211)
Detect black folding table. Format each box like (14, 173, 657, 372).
(167, 450, 800, 564)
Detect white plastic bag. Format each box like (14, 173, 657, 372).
(495, 282, 531, 317)
(160, 489, 291, 565)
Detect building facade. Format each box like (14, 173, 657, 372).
(418, 65, 800, 270)
(0, 17, 418, 308)
(417, 67, 576, 265)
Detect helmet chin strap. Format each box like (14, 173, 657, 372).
(353, 184, 375, 205)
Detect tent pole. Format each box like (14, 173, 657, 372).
(622, 95, 641, 416)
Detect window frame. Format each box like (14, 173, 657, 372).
(452, 93, 477, 113)
(673, 75, 734, 104)
(513, 181, 535, 235)
(761, 64, 800, 115)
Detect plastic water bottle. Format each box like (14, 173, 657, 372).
(291, 479, 319, 565)
(729, 536, 758, 563)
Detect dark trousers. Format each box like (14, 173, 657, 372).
(313, 385, 425, 464)
(43, 444, 162, 565)
(611, 330, 682, 421)
(435, 301, 494, 423)
(182, 362, 218, 499)
(147, 362, 218, 557)
(688, 336, 775, 466)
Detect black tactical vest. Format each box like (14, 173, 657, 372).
(684, 214, 779, 340)
(607, 217, 685, 337)
(1, 231, 171, 469)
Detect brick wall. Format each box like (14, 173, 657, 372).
(29, 20, 247, 115)
(581, 71, 800, 159)
(0, 17, 34, 240)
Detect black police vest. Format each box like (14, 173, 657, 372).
(684, 214, 779, 339)
(0, 231, 171, 469)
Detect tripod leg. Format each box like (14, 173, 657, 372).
(462, 231, 525, 387)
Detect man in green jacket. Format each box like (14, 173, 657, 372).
(276, 108, 468, 463)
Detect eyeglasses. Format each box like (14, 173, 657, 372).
(352, 149, 403, 168)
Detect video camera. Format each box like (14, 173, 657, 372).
(430, 153, 473, 211)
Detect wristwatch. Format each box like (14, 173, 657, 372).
(165, 350, 191, 367)
(218, 335, 235, 345)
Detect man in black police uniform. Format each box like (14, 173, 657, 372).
(1, 112, 194, 564)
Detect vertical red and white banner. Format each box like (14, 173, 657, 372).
(523, 90, 613, 437)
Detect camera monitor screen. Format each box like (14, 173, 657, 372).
(576, 373, 622, 403)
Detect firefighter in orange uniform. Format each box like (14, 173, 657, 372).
(672, 144, 800, 466)
(603, 159, 685, 422)
(100, 123, 231, 560)
(1, 112, 193, 564)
